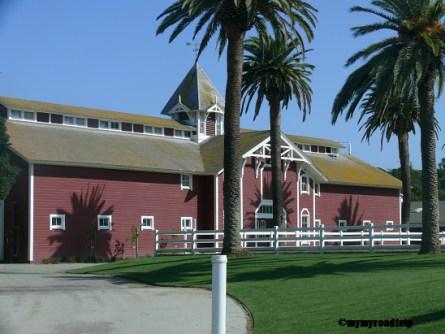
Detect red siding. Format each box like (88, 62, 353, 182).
(32, 165, 203, 262)
(316, 184, 400, 229)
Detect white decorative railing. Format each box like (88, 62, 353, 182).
(153, 224, 445, 256)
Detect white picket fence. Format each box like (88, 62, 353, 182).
(154, 223, 445, 255)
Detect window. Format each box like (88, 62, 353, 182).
(301, 210, 310, 229)
(144, 125, 153, 134)
(314, 184, 320, 196)
(10, 109, 22, 119)
(75, 117, 86, 126)
(326, 147, 332, 154)
(300, 175, 309, 194)
(258, 204, 273, 214)
(97, 215, 112, 230)
(23, 111, 36, 121)
(362, 220, 373, 227)
(181, 217, 193, 231)
(181, 174, 192, 190)
(338, 219, 347, 230)
(314, 219, 322, 228)
(174, 129, 183, 137)
(99, 120, 110, 129)
(184, 131, 191, 138)
(154, 127, 163, 135)
(141, 216, 154, 230)
(386, 220, 394, 231)
(49, 214, 65, 230)
(110, 121, 120, 130)
(64, 116, 75, 125)
(303, 144, 310, 152)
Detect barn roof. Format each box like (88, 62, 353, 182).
(0, 96, 193, 130)
(160, 63, 225, 115)
(5, 111, 401, 189)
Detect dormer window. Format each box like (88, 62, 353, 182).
(99, 120, 109, 129)
(10, 109, 22, 119)
(154, 127, 163, 135)
(144, 126, 153, 134)
(23, 111, 35, 121)
(175, 129, 183, 137)
(10, 109, 35, 121)
(181, 174, 192, 190)
(64, 116, 86, 127)
(302, 144, 310, 152)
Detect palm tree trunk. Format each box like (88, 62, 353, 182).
(268, 96, 284, 227)
(222, 28, 245, 256)
(398, 131, 411, 225)
(418, 66, 440, 254)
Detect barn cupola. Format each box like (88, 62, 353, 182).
(160, 63, 225, 142)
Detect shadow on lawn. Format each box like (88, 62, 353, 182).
(411, 309, 445, 327)
(97, 255, 445, 288)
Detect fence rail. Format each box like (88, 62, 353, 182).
(154, 224, 445, 256)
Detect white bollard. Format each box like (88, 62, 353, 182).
(212, 255, 227, 334)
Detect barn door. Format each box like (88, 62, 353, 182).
(0, 200, 4, 261)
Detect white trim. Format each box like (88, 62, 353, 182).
(300, 174, 310, 194)
(314, 183, 321, 197)
(97, 215, 112, 230)
(49, 214, 66, 230)
(312, 180, 316, 224)
(28, 164, 34, 262)
(362, 220, 373, 227)
(240, 173, 244, 229)
(9, 108, 37, 123)
(337, 219, 347, 229)
(181, 217, 194, 231)
(141, 216, 154, 230)
(214, 175, 219, 230)
(314, 219, 322, 228)
(180, 174, 193, 190)
(300, 208, 310, 228)
(296, 166, 301, 227)
(399, 191, 402, 225)
(386, 220, 394, 231)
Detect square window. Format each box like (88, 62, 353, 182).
(303, 144, 310, 152)
(314, 219, 322, 228)
(64, 116, 75, 125)
(23, 111, 35, 121)
(181, 174, 192, 190)
(144, 126, 153, 134)
(99, 120, 109, 129)
(174, 129, 183, 137)
(338, 220, 347, 231)
(181, 217, 193, 231)
(184, 131, 191, 138)
(75, 117, 86, 126)
(314, 184, 320, 196)
(386, 221, 394, 231)
(110, 121, 120, 130)
(97, 215, 112, 230)
(49, 214, 66, 230)
(10, 109, 22, 119)
(141, 216, 154, 230)
(154, 127, 163, 135)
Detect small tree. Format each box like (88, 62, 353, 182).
(0, 116, 18, 200)
(130, 225, 140, 258)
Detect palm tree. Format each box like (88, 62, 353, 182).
(359, 86, 419, 226)
(157, 0, 317, 255)
(332, 0, 445, 254)
(242, 34, 313, 228)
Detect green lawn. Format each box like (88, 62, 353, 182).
(70, 254, 445, 334)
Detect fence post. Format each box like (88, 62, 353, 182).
(368, 225, 374, 253)
(340, 230, 344, 247)
(319, 226, 324, 254)
(192, 228, 196, 255)
(212, 255, 227, 334)
(153, 229, 159, 256)
(273, 226, 279, 254)
(407, 224, 411, 246)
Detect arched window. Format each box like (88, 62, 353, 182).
(300, 174, 309, 194)
(300, 209, 310, 229)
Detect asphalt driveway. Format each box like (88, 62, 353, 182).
(0, 264, 248, 334)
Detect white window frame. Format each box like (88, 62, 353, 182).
(141, 216, 154, 231)
(154, 127, 164, 136)
(181, 217, 193, 231)
(300, 209, 310, 229)
(362, 220, 373, 227)
(338, 219, 347, 230)
(174, 129, 184, 137)
(314, 219, 322, 228)
(300, 174, 310, 194)
(302, 144, 310, 152)
(181, 174, 193, 190)
(23, 111, 36, 121)
(110, 121, 121, 130)
(314, 183, 321, 196)
(97, 215, 112, 230)
(49, 214, 66, 230)
(9, 109, 22, 120)
(386, 220, 394, 231)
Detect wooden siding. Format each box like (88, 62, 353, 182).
(32, 165, 205, 262)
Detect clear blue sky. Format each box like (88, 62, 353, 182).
(0, 0, 444, 169)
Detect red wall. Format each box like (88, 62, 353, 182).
(32, 165, 210, 262)
(316, 184, 400, 229)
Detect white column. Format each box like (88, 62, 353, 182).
(0, 200, 4, 261)
(212, 255, 227, 334)
(214, 175, 219, 230)
(28, 163, 34, 262)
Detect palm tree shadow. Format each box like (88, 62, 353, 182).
(411, 309, 445, 327)
(334, 196, 363, 229)
(48, 184, 117, 261)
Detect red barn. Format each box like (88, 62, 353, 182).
(0, 64, 401, 262)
